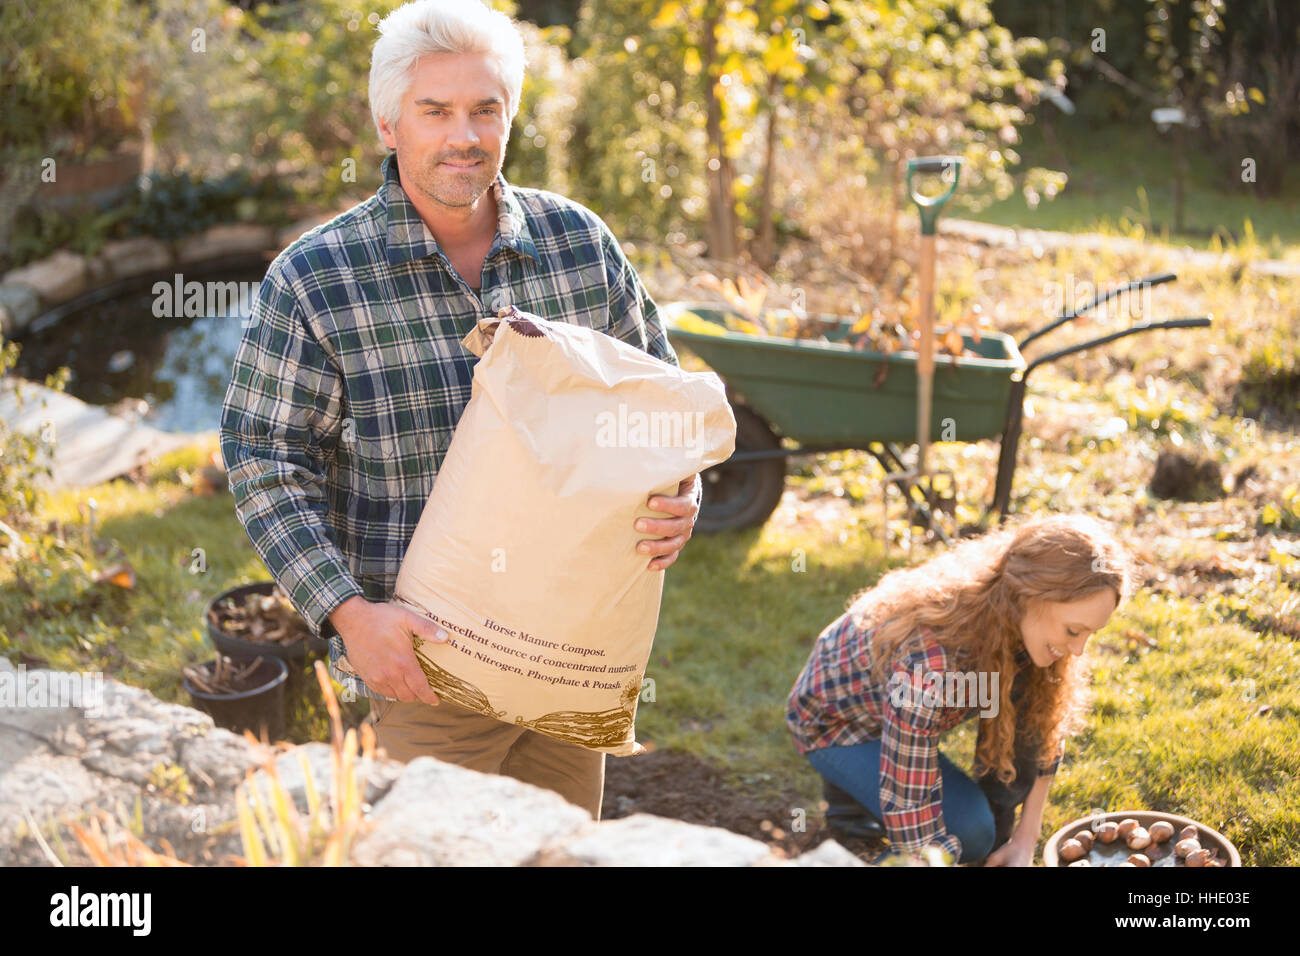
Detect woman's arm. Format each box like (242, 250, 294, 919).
(878, 652, 964, 863)
(985, 772, 1053, 866)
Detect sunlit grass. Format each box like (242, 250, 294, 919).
(0, 436, 348, 741)
(963, 121, 1300, 257)
(643, 518, 895, 803)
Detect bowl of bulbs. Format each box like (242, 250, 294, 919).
(1044, 811, 1240, 867)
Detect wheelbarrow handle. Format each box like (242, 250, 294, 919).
(1023, 316, 1212, 377)
(906, 156, 963, 235)
(989, 315, 1212, 522)
(1018, 272, 1179, 351)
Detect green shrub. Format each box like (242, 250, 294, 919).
(0, 339, 66, 522)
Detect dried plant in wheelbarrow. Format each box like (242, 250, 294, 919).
(685, 270, 981, 362)
(208, 584, 313, 647)
(182, 654, 273, 695)
(688, 273, 839, 340)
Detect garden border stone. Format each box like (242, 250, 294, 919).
(0, 658, 863, 867)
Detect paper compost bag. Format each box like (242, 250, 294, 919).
(391, 306, 736, 755)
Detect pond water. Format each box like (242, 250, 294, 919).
(12, 269, 268, 434)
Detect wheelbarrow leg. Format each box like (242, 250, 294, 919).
(868, 443, 953, 548)
(990, 377, 1029, 523)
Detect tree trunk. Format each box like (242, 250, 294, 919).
(888, 156, 901, 267)
(701, 5, 737, 262)
(755, 70, 780, 271)
(1172, 123, 1187, 234)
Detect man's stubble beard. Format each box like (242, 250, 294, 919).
(406, 147, 501, 209)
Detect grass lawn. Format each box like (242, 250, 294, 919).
(960, 120, 1300, 258)
(0, 440, 353, 743)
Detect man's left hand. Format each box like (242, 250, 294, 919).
(634, 475, 700, 571)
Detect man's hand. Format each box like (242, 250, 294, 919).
(634, 475, 700, 571)
(328, 596, 447, 705)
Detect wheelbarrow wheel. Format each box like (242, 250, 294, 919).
(695, 403, 786, 534)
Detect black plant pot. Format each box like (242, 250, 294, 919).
(207, 581, 327, 661)
(183, 656, 288, 740)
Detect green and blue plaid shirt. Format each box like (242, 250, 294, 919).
(219, 151, 678, 700)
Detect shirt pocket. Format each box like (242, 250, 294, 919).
(409, 336, 475, 459)
(503, 253, 612, 332)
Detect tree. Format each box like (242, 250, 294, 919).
(1144, 0, 1226, 230)
(818, 0, 1065, 262)
(571, 0, 826, 261)
(1209, 0, 1296, 197)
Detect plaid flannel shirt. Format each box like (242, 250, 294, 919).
(220, 151, 680, 700)
(786, 608, 1063, 861)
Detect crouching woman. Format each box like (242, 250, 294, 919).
(786, 514, 1134, 865)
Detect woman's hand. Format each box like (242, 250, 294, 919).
(984, 835, 1036, 867)
(983, 774, 1052, 866)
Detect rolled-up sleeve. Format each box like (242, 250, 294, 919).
(218, 267, 364, 635)
(597, 221, 678, 368)
(879, 658, 963, 862)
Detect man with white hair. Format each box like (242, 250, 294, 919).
(220, 0, 700, 819)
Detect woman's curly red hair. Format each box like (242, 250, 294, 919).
(849, 513, 1135, 784)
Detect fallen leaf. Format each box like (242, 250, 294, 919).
(940, 328, 965, 356)
(95, 562, 136, 590)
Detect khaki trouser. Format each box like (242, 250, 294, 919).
(366, 696, 606, 820)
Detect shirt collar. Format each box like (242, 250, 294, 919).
(379, 151, 538, 268)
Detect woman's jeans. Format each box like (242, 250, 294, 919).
(806, 737, 1039, 864)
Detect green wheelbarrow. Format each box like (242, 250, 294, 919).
(663, 273, 1211, 534)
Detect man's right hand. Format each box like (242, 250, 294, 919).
(328, 596, 447, 705)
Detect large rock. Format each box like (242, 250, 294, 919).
(0, 659, 87, 750)
(244, 740, 403, 812)
(0, 661, 864, 867)
(0, 660, 144, 862)
(2, 250, 88, 306)
(0, 376, 198, 489)
(783, 839, 867, 867)
(88, 237, 173, 283)
(0, 283, 42, 337)
(537, 813, 774, 867)
(80, 680, 214, 785)
(178, 727, 273, 794)
(350, 757, 592, 866)
(176, 224, 275, 264)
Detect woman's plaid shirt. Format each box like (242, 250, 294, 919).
(786, 608, 1063, 860)
(219, 151, 677, 700)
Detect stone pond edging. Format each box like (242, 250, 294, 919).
(0, 215, 338, 339)
(7, 213, 1299, 341)
(0, 213, 346, 489)
(0, 657, 863, 867)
